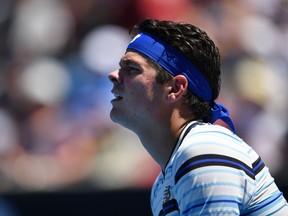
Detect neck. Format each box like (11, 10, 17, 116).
(135, 118, 191, 171)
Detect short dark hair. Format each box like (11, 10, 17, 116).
(129, 19, 221, 122)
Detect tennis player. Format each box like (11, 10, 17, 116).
(108, 19, 288, 215)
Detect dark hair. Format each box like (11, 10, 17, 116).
(129, 19, 221, 122)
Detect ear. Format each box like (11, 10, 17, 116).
(166, 75, 188, 102)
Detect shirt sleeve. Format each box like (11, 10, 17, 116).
(171, 125, 288, 215)
(173, 151, 253, 215)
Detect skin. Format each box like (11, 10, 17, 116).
(108, 51, 196, 170)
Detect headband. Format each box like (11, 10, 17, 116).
(127, 32, 236, 133)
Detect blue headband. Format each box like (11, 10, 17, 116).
(127, 32, 236, 133)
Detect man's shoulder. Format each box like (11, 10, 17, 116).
(177, 124, 246, 157)
(171, 124, 255, 181)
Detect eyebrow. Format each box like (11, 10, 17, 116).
(119, 59, 129, 67)
(119, 59, 138, 68)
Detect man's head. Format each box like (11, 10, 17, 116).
(128, 19, 221, 122)
(109, 19, 235, 133)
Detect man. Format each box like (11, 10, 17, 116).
(108, 19, 288, 215)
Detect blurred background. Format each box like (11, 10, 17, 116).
(0, 0, 287, 215)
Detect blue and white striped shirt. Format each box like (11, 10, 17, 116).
(151, 121, 288, 215)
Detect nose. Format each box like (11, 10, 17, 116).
(108, 69, 121, 84)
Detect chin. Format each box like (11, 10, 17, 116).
(110, 110, 119, 123)
(110, 110, 125, 125)
(110, 112, 134, 130)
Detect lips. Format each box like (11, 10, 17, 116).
(113, 93, 123, 100)
(111, 91, 123, 102)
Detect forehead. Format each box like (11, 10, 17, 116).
(121, 50, 151, 65)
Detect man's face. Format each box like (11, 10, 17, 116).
(108, 51, 167, 131)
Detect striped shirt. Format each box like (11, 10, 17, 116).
(151, 121, 288, 215)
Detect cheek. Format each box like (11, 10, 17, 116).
(129, 87, 150, 105)
(128, 78, 155, 99)
(132, 83, 165, 112)
(140, 81, 159, 103)
(125, 73, 165, 108)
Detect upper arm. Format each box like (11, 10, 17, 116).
(173, 152, 254, 215)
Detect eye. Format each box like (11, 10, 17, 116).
(119, 60, 141, 75)
(127, 65, 140, 74)
(120, 64, 140, 75)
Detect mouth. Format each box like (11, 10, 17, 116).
(111, 92, 123, 101)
